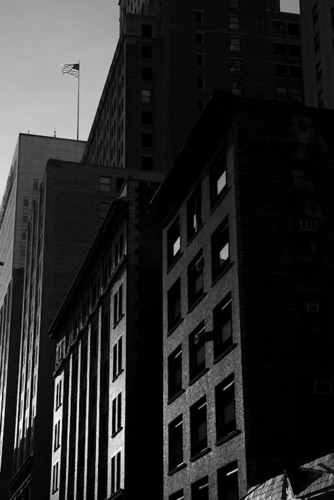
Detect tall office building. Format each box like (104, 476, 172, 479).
(153, 91, 334, 499)
(48, 171, 164, 500)
(82, 0, 302, 173)
(0, 135, 85, 500)
(300, 0, 334, 109)
(8, 160, 124, 500)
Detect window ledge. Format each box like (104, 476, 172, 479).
(190, 447, 211, 462)
(210, 186, 231, 214)
(168, 462, 187, 476)
(188, 292, 207, 314)
(212, 261, 234, 287)
(214, 343, 237, 365)
(216, 429, 241, 447)
(168, 389, 185, 405)
(167, 318, 184, 337)
(189, 367, 209, 386)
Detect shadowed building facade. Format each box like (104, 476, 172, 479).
(153, 92, 334, 499)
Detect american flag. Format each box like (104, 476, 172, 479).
(61, 63, 80, 78)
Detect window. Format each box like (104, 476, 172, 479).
(312, 4, 318, 25)
(291, 88, 302, 103)
(168, 345, 182, 400)
(210, 153, 227, 206)
(214, 293, 233, 358)
(141, 45, 152, 59)
(99, 176, 111, 192)
(99, 201, 110, 218)
(168, 278, 181, 331)
(102, 361, 109, 393)
(52, 462, 59, 493)
(231, 59, 242, 72)
(55, 380, 62, 409)
(287, 23, 299, 36)
(194, 10, 203, 23)
(196, 54, 204, 66)
(316, 61, 322, 82)
(141, 23, 152, 37)
(188, 251, 204, 308)
(141, 133, 153, 148)
(102, 299, 110, 342)
(111, 451, 121, 493)
(195, 32, 204, 45)
(168, 415, 183, 471)
(229, 0, 239, 8)
(273, 21, 284, 33)
(187, 186, 202, 240)
(314, 381, 332, 395)
(299, 297, 325, 342)
(170, 490, 184, 500)
(218, 462, 239, 500)
(276, 64, 287, 77)
(191, 476, 209, 500)
(274, 42, 286, 56)
(141, 155, 153, 170)
(33, 178, 39, 192)
(141, 67, 153, 80)
(314, 32, 320, 53)
(167, 216, 181, 268)
(277, 86, 287, 96)
(114, 284, 123, 325)
(112, 393, 122, 436)
(189, 322, 206, 381)
(288, 44, 301, 58)
(54, 420, 61, 450)
(229, 16, 240, 30)
(142, 110, 152, 124)
(190, 396, 208, 457)
(23, 198, 29, 208)
(232, 81, 242, 95)
(230, 38, 241, 51)
(141, 89, 152, 103)
(211, 218, 230, 280)
(216, 374, 236, 441)
(113, 337, 123, 379)
(197, 77, 205, 89)
(290, 66, 302, 79)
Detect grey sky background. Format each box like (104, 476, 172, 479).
(0, 0, 299, 201)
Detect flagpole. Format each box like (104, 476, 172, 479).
(77, 61, 80, 140)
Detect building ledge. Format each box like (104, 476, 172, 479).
(189, 367, 210, 386)
(190, 447, 211, 463)
(216, 429, 241, 447)
(168, 462, 187, 476)
(168, 388, 185, 405)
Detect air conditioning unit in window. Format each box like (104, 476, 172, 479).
(306, 302, 319, 313)
(299, 219, 318, 232)
(194, 329, 214, 344)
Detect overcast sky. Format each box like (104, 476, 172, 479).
(0, 0, 299, 202)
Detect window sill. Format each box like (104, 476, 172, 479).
(168, 462, 187, 476)
(210, 187, 231, 215)
(187, 222, 204, 247)
(188, 292, 207, 314)
(189, 367, 209, 386)
(168, 389, 185, 405)
(190, 447, 211, 463)
(216, 429, 241, 447)
(167, 252, 183, 274)
(212, 261, 234, 287)
(112, 368, 124, 382)
(167, 318, 184, 337)
(214, 343, 237, 365)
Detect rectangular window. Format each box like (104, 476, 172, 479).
(187, 185, 202, 241)
(33, 178, 39, 192)
(314, 32, 320, 53)
(190, 396, 208, 457)
(189, 322, 206, 381)
(196, 53, 204, 67)
(141, 23, 152, 38)
(99, 176, 111, 192)
(197, 77, 205, 89)
(230, 38, 241, 51)
(167, 216, 181, 268)
(113, 337, 123, 379)
(290, 66, 302, 79)
(195, 32, 204, 45)
(168, 278, 181, 331)
(216, 374, 236, 441)
(274, 42, 286, 56)
(229, 0, 239, 8)
(170, 490, 184, 500)
(112, 393, 122, 436)
(316, 61, 322, 82)
(52, 462, 59, 493)
(211, 218, 230, 280)
(214, 293, 233, 358)
(231, 59, 242, 72)
(141, 133, 153, 148)
(288, 44, 301, 58)
(194, 10, 203, 23)
(141, 89, 152, 103)
(229, 16, 240, 30)
(191, 476, 209, 500)
(168, 345, 182, 400)
(142, 110, 153, 124)
(141, 155, 153, 170)
(218, 462, 239, 500)
(169, 415, 183, 471)
(54, 420, 61, 450)
(210, 154, 227, 206)
(114, 284, 123, 325)
(141, 45, 152, 59)
(188, 251, 204, 308)
(312, 4, 318, 25)
(111, 451, 121, 493)
(288, 23, 299, 36)
(141, 67, 153, 81)
(276, 64, 287, 77)
(55, 380, 62, 409)
(102, 299, 110, 342)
